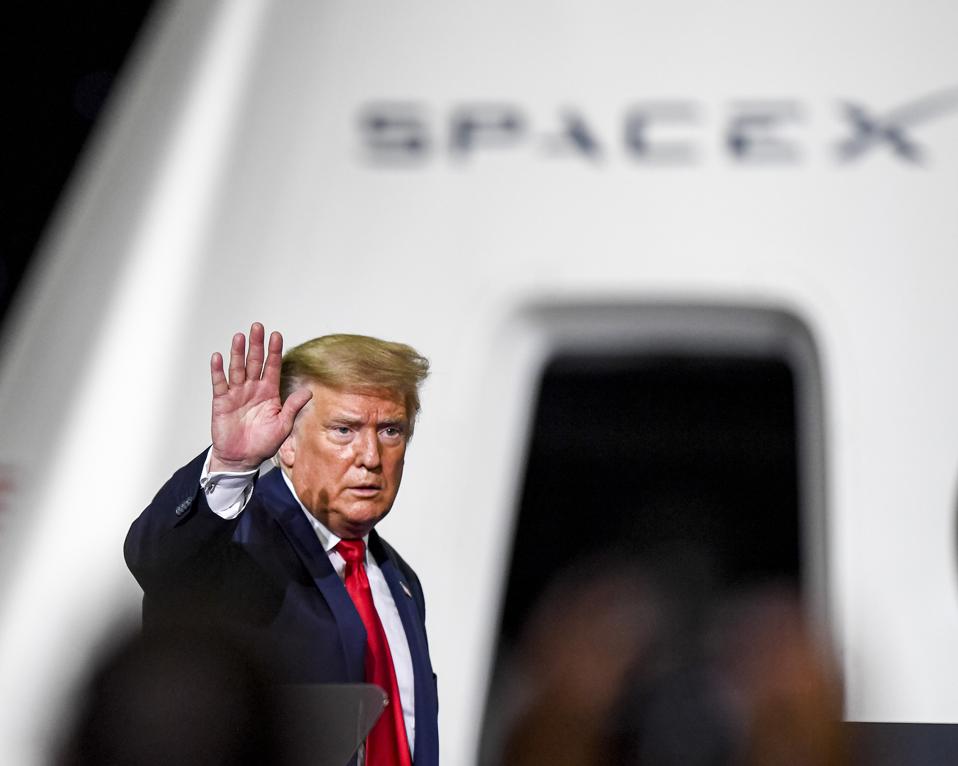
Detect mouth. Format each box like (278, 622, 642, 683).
(348, 485, 382, 497)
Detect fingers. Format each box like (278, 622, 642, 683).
(220, 324, 279, 390)
(279, 386, 313, 431)
(210, 352, 229, 396)
(262, 330, 285, 387)
(227, 332, 246, 386)
(246, 322, 266, 380)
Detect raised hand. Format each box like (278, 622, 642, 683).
(209, 323, 313, 472)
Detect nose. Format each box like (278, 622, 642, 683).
(353, 428, 382, 469)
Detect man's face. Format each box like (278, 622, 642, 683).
(279, 383, 409, 539)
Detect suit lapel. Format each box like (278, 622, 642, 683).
(258, 468, 367, 681)
(369, 532, 427, 653)
(370, 530, 436, 763)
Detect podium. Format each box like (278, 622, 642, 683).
(276, 683, 387, 766)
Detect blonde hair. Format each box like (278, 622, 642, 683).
(280, 334, 430, 436)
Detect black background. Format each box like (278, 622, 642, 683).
(3, 0, 157, 331)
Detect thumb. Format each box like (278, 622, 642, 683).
(279, 387, 313, 432)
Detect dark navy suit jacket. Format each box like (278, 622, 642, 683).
(125, 449, 439, 766)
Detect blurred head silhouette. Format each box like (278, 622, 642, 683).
(496, 549, 846, 766)
(57, 625, 280, 766)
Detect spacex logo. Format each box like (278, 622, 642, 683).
(358, 86, 958, 167)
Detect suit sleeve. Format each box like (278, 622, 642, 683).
(124, 449, 245, 599)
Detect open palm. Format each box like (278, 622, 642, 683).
(209, 323, 312, 472)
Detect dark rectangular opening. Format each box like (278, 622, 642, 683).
(497, 352, 801, 646)
(479, 348, 807, 763)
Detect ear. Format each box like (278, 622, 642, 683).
(278, 433, 296, 470)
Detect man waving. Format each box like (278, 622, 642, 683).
(125, 324, 438, 766)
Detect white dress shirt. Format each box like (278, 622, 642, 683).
(199, 451, 417, 756)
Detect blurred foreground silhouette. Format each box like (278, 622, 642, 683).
(56, 613, 390, 766)
(491, 548, 846, 766)
(56, 625, 282, 766)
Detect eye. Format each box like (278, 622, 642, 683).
(328, 425, 353, 442)
(381, 426, 404, 440)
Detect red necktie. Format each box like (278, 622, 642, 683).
(335, 539, 413, 766)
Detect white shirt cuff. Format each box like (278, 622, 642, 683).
(199, 447, 258, 519)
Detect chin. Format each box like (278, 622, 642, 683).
(339, 509, 388, 537)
